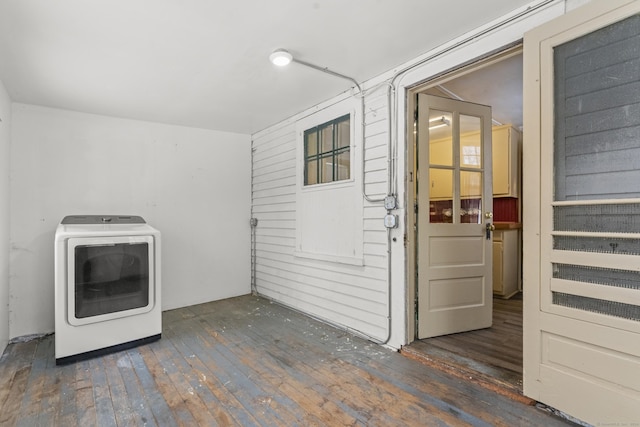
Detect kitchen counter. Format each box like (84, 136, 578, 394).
(494, 222, 522, 230)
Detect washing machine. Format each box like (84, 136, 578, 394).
(54, 215, 161, 365)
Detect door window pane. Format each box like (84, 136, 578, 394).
(460, 115, 482, 168)
(429, 109, 453, 166)
(429, 168, 453, 223)
(461, 170, 482, 198)
(460, 171, 482, 224)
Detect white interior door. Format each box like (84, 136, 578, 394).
(523, 1, 640, 424)
(417, 94, 493, 339)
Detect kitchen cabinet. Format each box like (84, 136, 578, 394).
(492, 125, 521, 198)
(492, 226, 520, 298)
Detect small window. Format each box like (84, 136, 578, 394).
(304, 114, 350, 185)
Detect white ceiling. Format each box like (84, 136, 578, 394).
(0, 0, 533, 134)
(427, 53, 524, 129)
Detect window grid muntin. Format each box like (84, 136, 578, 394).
(304, 114, 350, 186)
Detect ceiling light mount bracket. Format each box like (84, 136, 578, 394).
(269, 49, 361, 94)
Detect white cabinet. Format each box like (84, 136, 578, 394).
(492, 125, 521, 198)
(492, 228, 520, 298)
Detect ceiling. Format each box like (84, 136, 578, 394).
(0, 0, 532, 135)
(426, 53, 524, 130)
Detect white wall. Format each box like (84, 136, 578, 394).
(0, 79, 10, 352)
(252, 92, 393, 345)
(10, 104, 251, 338)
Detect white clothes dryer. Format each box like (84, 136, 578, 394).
(54, 215, 161, 365)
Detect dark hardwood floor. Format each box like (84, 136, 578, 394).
(403, 293, 524, 395)
(0, 294, 575, 426)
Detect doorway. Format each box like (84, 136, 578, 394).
(404, 47, 525, 393)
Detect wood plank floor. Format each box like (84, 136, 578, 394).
(403, 293, 524, 394)
(0, 294, 576, 426)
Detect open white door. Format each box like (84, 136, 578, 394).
(523, 1, 640, 424)
(417, 94, 493, 339)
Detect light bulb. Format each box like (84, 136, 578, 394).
(269, 49, 293, 67)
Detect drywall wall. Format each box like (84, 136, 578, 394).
(10, 104, 251, 338)
(0, 79, 10, 352)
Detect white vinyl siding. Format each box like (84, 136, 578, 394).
(251, 90, 389, 341)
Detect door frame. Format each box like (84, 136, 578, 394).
(406, 47, 522, 342)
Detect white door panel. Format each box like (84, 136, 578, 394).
(417, 94, 493, 339)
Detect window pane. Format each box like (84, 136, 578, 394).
(461, 198, 482, 224)
(305, 131, 317, 156)
(461, 170, 482, 198)
(306, 160, 318, 185)
(337, 150, 350, 180)
(429, 109, 453, 166)
(337, 119, 350, 149)
(429, 167, 453, 200)
(460, 115, 482, 168)
(320, 155, 333, 183)
(321, 125, 333, 154)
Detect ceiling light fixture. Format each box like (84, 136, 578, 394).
(269, 49, 293, 67)
(429, 116, 451, 130)
(269, 48, 362, 94)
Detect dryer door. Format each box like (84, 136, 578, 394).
(67, 235, 156, 326)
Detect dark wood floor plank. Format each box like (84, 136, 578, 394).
(101, 353, 141, 427)
(75, 359, 98, 426)
(126, 348, 179, 426)
(52, 360, 77, 426)
(15, 335, 52, 427)
(0, 294, 577, 427)
(0, 340, 37, 426)
(89, 357, 120, 427)
(38, 336, 64, 425)
(115, 351, 161, 427)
